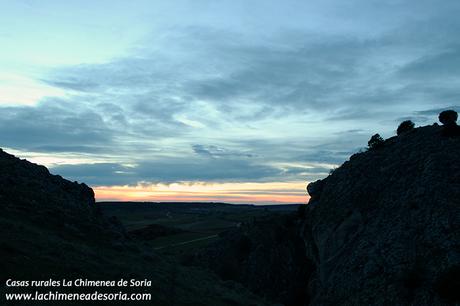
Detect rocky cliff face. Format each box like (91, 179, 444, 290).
(0, 148, 95, 212)
(304, 124, 460, 305)
(0, 148, 116, 243)
(0, 148, 122, 280)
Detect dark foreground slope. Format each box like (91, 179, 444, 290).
(195, 124, 459, 306)
(0, 149, 269, 306)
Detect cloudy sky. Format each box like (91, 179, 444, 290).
(1, 0, 459, 203)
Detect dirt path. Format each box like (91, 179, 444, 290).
(153, 234, 219, 250)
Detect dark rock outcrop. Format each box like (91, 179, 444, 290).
(304, 124, 460, 305)
(0, 148, 95, 212)
(306, 179, 323, 200)
(306, 179, 324, 210)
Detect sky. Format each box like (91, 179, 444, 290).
(1, 0, 459, 204)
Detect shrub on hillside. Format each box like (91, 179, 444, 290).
(439, 110, 460, 137)
(368, 134, 384, 150)
(397, 120, 415, 136)
(439, 110, 458, 125)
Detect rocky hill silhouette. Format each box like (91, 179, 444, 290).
(194, 116, 459, 306)
(304, 122, 459, 305)
(0, 148, 105, 230)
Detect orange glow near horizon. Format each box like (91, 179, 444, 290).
(94, 181, 310, 204)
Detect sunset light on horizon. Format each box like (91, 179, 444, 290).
(94, 181, 309, 204)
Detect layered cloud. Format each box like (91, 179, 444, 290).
(1, 0, 460, 202)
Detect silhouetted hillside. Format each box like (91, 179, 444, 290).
(0, 148, 95, 214)
(304, 123, 460, 305)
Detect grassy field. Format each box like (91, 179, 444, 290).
(98, 202, 300, 256)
